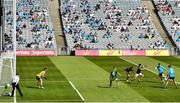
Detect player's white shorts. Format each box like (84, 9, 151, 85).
(135, 73, 143, 78)
(115, 78, 119, 81)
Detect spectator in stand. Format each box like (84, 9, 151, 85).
(177, 36, 180, 42)
(61, 0, 168, 50)
(3, 10, 13, 51)
(16, 0, 56, 50)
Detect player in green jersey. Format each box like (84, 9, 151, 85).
(109, 67, 121, 87)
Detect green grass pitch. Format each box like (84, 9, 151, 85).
(1, 56, 180, 102)
(16, 57, 81, 102)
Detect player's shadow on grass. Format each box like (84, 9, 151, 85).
(97, 86, 120, 88)
(143, 80, 159, 84)
(27, 86, 40, 89)
(0, 94, 11, 97)
(151, 85, 164, 89)
(97, 86, 110, 88)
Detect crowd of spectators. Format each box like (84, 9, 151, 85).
(155, 0, 175, 15)
(154, 0, 180, 48)
(62, 0, 168, 50)
(171, 17, 180, 45)
(3, 2, 13, 51)
(16, 0, 56, 50)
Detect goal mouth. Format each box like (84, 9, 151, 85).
(0, 55, 15, 87)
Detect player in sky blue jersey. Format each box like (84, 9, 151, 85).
(157, 63, 165, 82)
(165, 65, 178, 89)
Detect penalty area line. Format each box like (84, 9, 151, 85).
(69, 81, 85, 102)
(119, 57, 180, 85)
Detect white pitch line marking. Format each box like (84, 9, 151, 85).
(14, 90, 17, 103)
(69, 81, 85, 101)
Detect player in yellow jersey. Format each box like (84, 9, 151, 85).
(36, 68, 47, 89)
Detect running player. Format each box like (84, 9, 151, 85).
(36, 68, 48, 89)
(156, 63, 166, 83)
(165, 65, 178, 89)
(109, 67, 121, 87)
(133, 64, 145, 83)
(124, 66, 134, 83)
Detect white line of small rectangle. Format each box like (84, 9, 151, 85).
(69, 80, 85, 101)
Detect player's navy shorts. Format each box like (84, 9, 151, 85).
(159, 73, 163, 76)
(169, 77, 175, 79)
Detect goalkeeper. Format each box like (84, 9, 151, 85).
(0, 83, 11, 96)
(36, 68, 48, 89)
(109, 67, 121, 88)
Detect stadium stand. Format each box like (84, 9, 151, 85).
(60, 0, 169, 51)
(153, 0, 180, 49)
(0, 26, 2, 51)
(0, 1, 3, 51)
(16, 0, 57, 50)
(0, 56, 2, 83)
(3, 0, 13, 51)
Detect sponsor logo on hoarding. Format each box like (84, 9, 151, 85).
(153, 50, 162, 56)
(75, 50, 169, 56)
(75, 50, 99, 56)
(16, 50, 56, 56)
(122, 50, 145, 56)
(146, 50, 169, 56)
(83, 51, 93, 55)
(99, 50, 122, 56)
